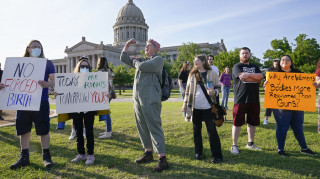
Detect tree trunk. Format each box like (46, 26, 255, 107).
(118, 85, 122, 95)
(122, 85, 125, 92)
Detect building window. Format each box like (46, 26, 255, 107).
(174, 82, 177, 85)
(173, 54, 177, 60)
(133, 32, 135, 39)
(127, 32, 129, 39)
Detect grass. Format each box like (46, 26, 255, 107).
(0, 101, 319, 178)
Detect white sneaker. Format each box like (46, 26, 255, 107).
(71, 154, 86, 163)
(263, 118, 269, 125)
(85, 155, 95, 165)
(99, 131, 107, 135)
(230, 145, 240, 155)
(98, 132, 112, 139)
(69, 131, 76, 140)
(246, 144, 262, 151)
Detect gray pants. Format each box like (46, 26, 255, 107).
(133, 100, 166, 154)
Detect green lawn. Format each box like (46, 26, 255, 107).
(0, 101, 319, 178)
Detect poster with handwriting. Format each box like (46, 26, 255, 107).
(55, 72, 109, 114)
(0, 57, 47, 111)
(264, 72, 316, 112)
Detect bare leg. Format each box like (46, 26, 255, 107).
(41, 134, 50, 149)
(232, 126, 241, 146)
(247, 124, 256, 143)
(20, 132, 31, 149)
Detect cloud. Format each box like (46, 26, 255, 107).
(154, 0, 293, 35)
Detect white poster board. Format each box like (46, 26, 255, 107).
(55, 72, 109, 114)
(0, 57, 47, 111)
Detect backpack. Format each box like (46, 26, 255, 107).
(160, 68, 173, 101)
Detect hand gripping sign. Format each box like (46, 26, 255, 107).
(55, 72, 109, 114)
(264, 72, 316, 112)
(0, 57, 47, 111)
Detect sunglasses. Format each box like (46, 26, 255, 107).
(80, 65, 89, 69)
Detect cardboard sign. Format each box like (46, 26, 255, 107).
(0, 57, 47, 111)
(55, 72, 109, 114)
(264, 72, 316, 112)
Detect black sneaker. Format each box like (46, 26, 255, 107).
(278, 150, 289, 157)
(43, 152, 54, 168)
(195, 154, 202, 160)
(212, 158, 223, 164)
(10, 153, 30, 169)
(301, 149, 317, 156)
(135, 152, 153, 164)
(153, 156, 169, 172)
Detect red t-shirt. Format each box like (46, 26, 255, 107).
(316, 68, 320, 77)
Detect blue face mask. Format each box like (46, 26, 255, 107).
(31, 48, 41, 57)
(80, 68, 89, 73)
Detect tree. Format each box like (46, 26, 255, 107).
(263, 34, 320, 72)
(214, 48, 262, 74)
(170, 42, 209, 78)
(113, 65, 132, 95)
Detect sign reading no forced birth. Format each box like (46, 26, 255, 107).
(264, 72, 316, 112)
(55, 72, 109, 114)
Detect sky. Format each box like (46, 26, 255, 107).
(0, 0, 319, 67)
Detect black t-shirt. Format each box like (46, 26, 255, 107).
(278, 68, 302, 73)
(178, 70, 190, 83)
(232, 62, 262, 104)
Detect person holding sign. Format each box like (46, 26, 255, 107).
(1, 40, 56, 169)
(265, 55, 317, 157)
(97, 57, 114, 139)
(231, 47, 264, 155)
(121, 38, 169, 172)
(68, 57, 96, 165)
(182, 55, 223, 164)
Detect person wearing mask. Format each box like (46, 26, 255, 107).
(231, 47, 264, 155)
(265, 55, 317, 157)
(219, 67, 232, 111)
(263, 59, 279, 125)
(120, 38, 169, 172)
(97, 57, 114, 139)
(0, 40, 55, 169)
(69, 57, 96, 165)
(182, 54, 223, 164)
(178, 61, 190, 116)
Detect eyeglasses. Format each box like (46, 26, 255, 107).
(193, 59, 200, 63)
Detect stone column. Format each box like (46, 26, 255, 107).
(68, 58, 71, 73)
(92, 55, 96, 69)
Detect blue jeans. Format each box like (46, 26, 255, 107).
(99, 114, 112, 132)
(179, 83, 187, 116)
(221, 86, 230, 110)
(272, 109, 308, 151)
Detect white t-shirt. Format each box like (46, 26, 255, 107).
(194, 85, 211, 109)
(210, 65, 219, 76)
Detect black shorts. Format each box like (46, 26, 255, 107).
(233, 103, 260, 126)
(16, 100, 50, 136)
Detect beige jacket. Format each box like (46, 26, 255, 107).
(183, 70, 221, 122)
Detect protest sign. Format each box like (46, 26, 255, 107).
(0, 57, 47, 111)
(264, 72, 316, 112)
(55, 72, 109, 114)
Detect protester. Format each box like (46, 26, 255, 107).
(120, 38, 169, 172)
(264, 55, 317, 157)
(178, 61, 190, 116)
(0, 63, 3, 120)
(97, 56, 114, 139)
(207, 55, 219, 75)
(69, 121, 86, 140)
(231, 47, 264, 155)
(263, 59, 279, 125)
(68, 57, 96, 165)
(0, 40, 55, 169)
(314, 58, 320, 134)
(219, 67, 232, 110)
(182, 55, 223, 164)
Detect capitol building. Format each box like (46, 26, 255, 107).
(52, 0, 227, 73)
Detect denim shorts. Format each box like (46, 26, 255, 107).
(16, 100, 50, 135)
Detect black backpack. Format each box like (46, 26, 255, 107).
(160, 68, 173, 101)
